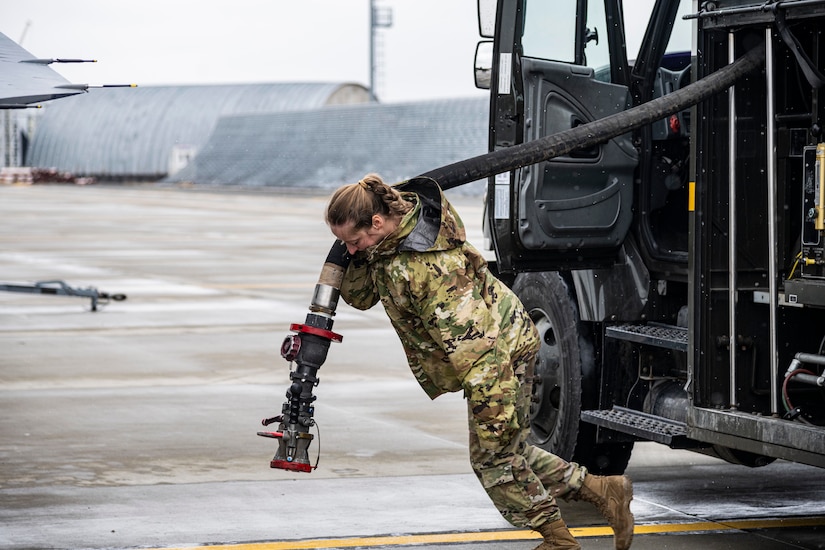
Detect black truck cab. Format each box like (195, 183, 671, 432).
(476, 0, 825, 473)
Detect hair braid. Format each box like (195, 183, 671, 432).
(326, 173, 413, 230)
(361, 174, 412, 218)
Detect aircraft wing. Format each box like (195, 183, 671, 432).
(0, 31, 89, 109)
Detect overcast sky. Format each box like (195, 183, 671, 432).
(1, 0, 488, 103)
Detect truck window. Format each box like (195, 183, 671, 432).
(521, 1, 576, 63)
(521, 0, 610, 78)
(521, 1, 691, 76)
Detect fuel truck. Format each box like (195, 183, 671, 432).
(468, 0, 825, 474)
(261, 0, 825, 475)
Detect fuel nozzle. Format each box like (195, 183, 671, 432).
(258, 317, 342, 472)
(258, 242, 349, 473)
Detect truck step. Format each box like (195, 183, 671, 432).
(605, 323, 688, 352)
(581, 406, 691, 447)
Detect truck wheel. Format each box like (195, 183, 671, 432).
(513, 272, 583, 461)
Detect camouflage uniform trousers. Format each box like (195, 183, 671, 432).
(466, 350, 587, 529)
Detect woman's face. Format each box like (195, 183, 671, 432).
(330, 214, 395, 255)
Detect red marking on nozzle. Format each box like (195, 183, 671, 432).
(256, 431, 284, 439)
(289, 323, 343, 343)
(270, 459, 312, 472)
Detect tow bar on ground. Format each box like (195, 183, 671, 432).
(0, 280, 127, 311)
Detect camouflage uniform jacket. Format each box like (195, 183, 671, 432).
(339, 178, 539, 402)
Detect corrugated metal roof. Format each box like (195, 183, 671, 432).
(168, 97, 488, 192)
(26, 82, 371, 177)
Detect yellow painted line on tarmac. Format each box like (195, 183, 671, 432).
(159, 516, 825, 550)
(633, 516, 825, 534)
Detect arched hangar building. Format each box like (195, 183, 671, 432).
(26, 82, 373, 181)
(25, 82, 488, 192)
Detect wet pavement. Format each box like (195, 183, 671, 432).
(1, 184, 823, 550)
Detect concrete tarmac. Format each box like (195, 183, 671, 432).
(1, 184, 824, 550)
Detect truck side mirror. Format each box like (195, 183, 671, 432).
(477, 0, 496, 38)
(475, 41, 493, 90)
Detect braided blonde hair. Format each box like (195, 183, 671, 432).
(325, 173, 413, 230)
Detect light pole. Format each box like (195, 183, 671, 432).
(369, 0, 393, 101)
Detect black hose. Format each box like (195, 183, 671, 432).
(422, 44, 766, 190)
(320, 44, 766, 280)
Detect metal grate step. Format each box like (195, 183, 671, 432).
(605, 323, 688, 352)
(581, 406, 692, 447)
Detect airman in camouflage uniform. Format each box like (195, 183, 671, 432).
(327, 175, 634, 550)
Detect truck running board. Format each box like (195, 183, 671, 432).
(581, 406, 693, 448)
(605, 323, 688, 352)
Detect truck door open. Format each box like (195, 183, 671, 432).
(516, 0, 639, 260)
(489, 0, 637, 271)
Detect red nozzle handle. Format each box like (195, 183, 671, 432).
(289, 323, 342, 342)
(257, 431, 283, 439)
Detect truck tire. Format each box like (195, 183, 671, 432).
(513, 272, 584, 462)
(514, 271, 634, 475)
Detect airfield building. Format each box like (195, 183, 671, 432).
(24, 83, 487, 192)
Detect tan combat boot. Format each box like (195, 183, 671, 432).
(533, 518, 581, 550)
(573, 474, 634, 550)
